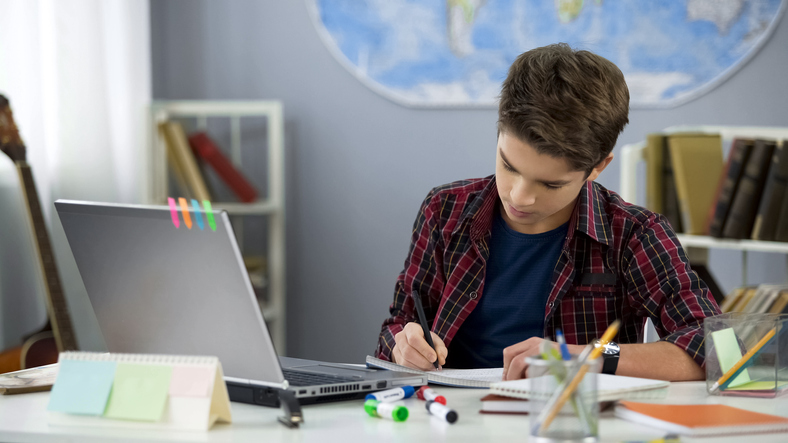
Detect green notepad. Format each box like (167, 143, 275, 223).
(104, 363, 172, 422)
(710, 328, 751, 388)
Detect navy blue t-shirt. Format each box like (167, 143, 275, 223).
(446, 210, 568, 368)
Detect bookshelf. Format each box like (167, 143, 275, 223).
(620, 125, 788, 286)
(148, 100, 286, 353)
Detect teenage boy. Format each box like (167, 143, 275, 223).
(374, 44, 721, 382)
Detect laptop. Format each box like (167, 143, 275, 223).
(54, 199, 426, 407)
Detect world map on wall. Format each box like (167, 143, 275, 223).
(308, 0, 785, 108)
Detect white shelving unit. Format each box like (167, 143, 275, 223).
(619, 125, 788, 286)
(149, 100, 286, 353)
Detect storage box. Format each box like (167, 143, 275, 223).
(704, 313, 788, 397)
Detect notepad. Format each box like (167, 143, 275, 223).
(615, 401, 788, 436)
(47, 352, 232, 431)
(489, 374, 669, 402)
(365, 356, 503, 388)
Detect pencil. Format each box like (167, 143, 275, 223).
(538, 320, 620, 432)
(411, 291, 442, 371)
(710, 327, 776, 393)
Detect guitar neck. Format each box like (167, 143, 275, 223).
(16, 162, 78, 352)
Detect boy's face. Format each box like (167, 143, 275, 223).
(495, 132, 612, 235)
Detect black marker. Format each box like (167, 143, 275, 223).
(426, 400, 458, 424)
(411, 290, 442, 371)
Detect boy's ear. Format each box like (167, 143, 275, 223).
(586, 153, 615, 182)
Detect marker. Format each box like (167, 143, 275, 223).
(364, 399, 408, 422)
(416, 386, 446, 405)
(556, 330, 571, 361)
(425, 400, 458, 424)
(365, 386, 415, 402)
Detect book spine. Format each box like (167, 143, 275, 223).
(751, 141, 788, 241)
(188, 133, 258, 203)
(662, 143, 683, 233)
(708, 139, 752, 237)
(646, 134, 665, 214)
(722, 139, 776, 239)
(775, 189, 788, 242)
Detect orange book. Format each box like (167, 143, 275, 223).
(615, 401, 788, 436)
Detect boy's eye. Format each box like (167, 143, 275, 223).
(502, 162, 516, 172)
(544, 184, 562, 190)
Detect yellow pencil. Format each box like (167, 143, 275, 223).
(710, 327, 776, 393)
(540, 320, 621, 431)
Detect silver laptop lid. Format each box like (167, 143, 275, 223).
(55, 199, 285, 386)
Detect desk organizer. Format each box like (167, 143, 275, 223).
(705, 313, 788, 398)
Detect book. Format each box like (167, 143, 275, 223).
(159, 121, 212, 202)
(730, 287, 759, 312)
(752, 141, 788, 241)
(661, 137, 684, 233)
(480, 393, 530, 414)
(667, 133, 723, 234)
(188, 132, 258, 203)
(707, 138, 753, 237)
(615, 400, 788, 436)
(365, 356, 502, 388)
(723, 139, 777, 239)
(0, 363, 58, 395)
(776, 188, 788, 242)
(720, 287, 748, 313)
(768, 291, 788, 314)
(489, 373, 669, 402)
(47, 351, 231, 431)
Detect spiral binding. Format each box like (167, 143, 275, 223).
(58, 351, 218, 366)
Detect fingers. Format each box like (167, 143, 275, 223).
(393, 323, 445, 371)
(431, 332, 448, 366)
(502, 337, 542, 381)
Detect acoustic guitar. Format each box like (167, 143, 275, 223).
(0, 94, 77, 373)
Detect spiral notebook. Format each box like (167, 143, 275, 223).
(47, 352, 232, 431)
(490, 373, 669, 402)
(365, 356, 503, 388)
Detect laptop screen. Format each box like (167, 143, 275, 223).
(55, 199, 284, 385)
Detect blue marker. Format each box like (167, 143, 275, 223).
(365, 385, 415, 403)
(556, 330, 571, 361)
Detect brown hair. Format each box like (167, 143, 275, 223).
(498, 43, 629, 175)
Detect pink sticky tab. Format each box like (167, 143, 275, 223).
(169, 366, 214, 397)
(167, 198, 180, 228)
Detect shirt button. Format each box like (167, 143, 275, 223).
(469, 291, 478, 300)
(548, 301, 555, 308)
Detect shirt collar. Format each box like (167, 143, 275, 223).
(466, 176, 610, 246)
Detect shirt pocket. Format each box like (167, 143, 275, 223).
(559, 284, 623, 342)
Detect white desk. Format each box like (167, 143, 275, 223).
(1, 382, 786, 443)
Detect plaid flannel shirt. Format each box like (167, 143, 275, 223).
(375, 175, 721, 367)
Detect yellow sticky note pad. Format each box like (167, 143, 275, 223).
(104, 363, 172, 422)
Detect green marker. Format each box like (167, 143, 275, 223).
(202, 201, 217, 231)
(364, 399, 408, 422)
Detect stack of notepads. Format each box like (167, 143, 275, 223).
(47, 352, 232, 430)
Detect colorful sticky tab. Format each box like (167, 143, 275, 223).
(202, 201, 216, 231)
(169, 365, 214, 397)
(178, 197, 193, 229)
(711, 328, 751, 388)
(167, 197, 180, 228)
(104, 363, 173, 422)
(190, 199, 205, 230)
(48, 360, 117, 416)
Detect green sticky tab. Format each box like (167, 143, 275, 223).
(202, 201, 216, 231)
(104, 363, 172, 422)
(711, 328, 751, 388)
(48, 360, 116, 416)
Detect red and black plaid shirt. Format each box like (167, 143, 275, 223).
(375, 175, 721, 367)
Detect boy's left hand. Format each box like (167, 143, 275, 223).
(502, 337, 584, 381)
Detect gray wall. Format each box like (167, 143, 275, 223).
(151, 0, 788, 363)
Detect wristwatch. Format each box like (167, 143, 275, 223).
(593, 339, 620, 375)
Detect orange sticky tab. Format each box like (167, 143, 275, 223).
(178, 197, 193, 229)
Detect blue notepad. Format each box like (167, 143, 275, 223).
(48, 360, 117, 416)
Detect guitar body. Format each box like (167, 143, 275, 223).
(0, 94, 77, 373)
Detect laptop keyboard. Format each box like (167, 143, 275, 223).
(283, 369, 358, 387)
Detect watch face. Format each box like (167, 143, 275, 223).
(595, 340, 620, 355)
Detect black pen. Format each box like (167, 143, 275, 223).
(411, 290, 442, 371)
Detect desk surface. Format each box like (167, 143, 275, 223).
(1, 381, 787, 443)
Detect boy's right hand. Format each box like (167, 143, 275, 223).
(391, 322, 448, 371)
